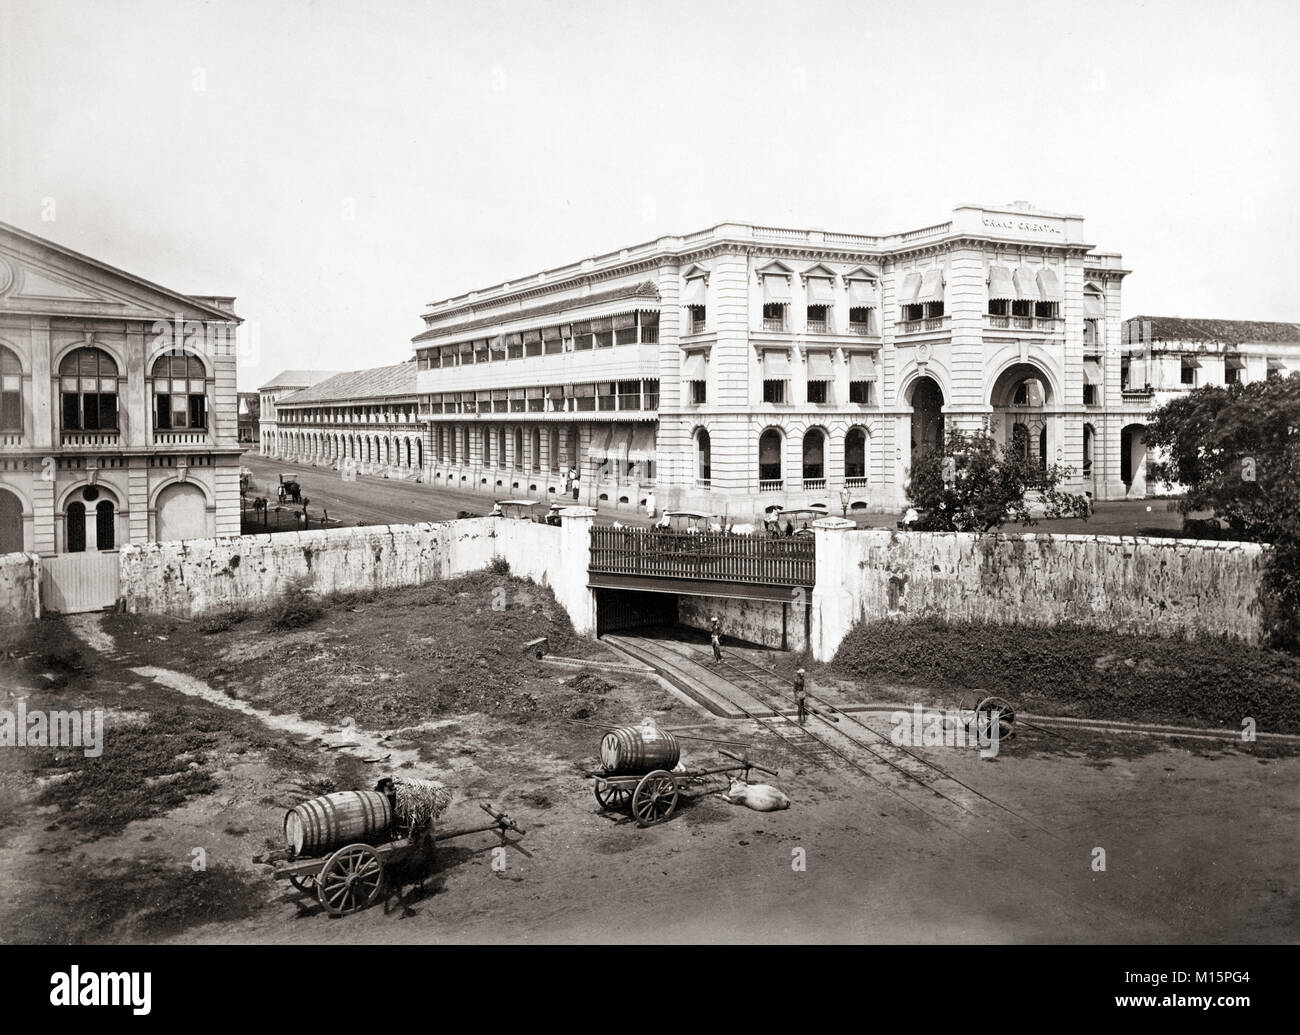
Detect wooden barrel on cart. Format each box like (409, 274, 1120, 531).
(284, 790, 393, 856)
(600, 725, 680, 775)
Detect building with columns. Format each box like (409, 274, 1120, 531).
(406, 202, 1129, 515)
(1113, 315, 1298, 496)
(0, 220, 241, 556)
(271, 361, 426, 476)
(257, 369, 340, 456)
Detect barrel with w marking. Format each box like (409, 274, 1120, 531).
(600, 725, 681, 776)
(284, 790, 393, 856)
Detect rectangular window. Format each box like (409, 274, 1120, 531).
(507, 342, 523, 359)
(806, 304, 831, 333)
(525, 340, 543, 358)
(1225, 366, 1240, 384)
(925, 301, 944, 319)
(595, 330, 613, 348)
(597, 382, 616, 410)
(1181, 362, 1196, 385)
(902, 303, 924, 322)
(988, 299, 1009, 316)
(1011, 299, 1033, 318)
(642, 379, 659, 410)
(806, 380, 829, 404)
(617, 380, 640, 409)
(849, 307, 874, 333)
(688, 305, 706, 334)
(0, 390, 20, 431)
(1082, 384, 1097, 406)
(762, 302, 787, 331)
(1035, 301, 1059, 320)
(849, 380, 873, 405)
(689, 380, 707, 405)
(639, 312, 659, 344)
(763, 379, 786, 404)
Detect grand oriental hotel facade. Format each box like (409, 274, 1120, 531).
(409, 201, 1129, 516)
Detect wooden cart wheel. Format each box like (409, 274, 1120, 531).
(316, 843, 385, 916)
(975, 696, 1016, 741)
(287, 872, 316, 895)
(632, 770, 679, 827)
(594, 779, 632, 811)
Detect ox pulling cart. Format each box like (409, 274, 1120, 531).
(256, 788, 525, 916)
(585, 721, 777, 826)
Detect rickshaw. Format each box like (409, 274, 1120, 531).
(493, 499, 540, 521)
(771, 505, 828, 538)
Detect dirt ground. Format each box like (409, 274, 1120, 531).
(1, 578, 1297, 944)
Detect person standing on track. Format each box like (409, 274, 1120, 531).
(793, 668, 808, 725)
(710, 615, 722, 664)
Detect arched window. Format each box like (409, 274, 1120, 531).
(1, 346, 21, 433)
(59, 347, 118, 431)
(759, 428, 782, 485)
(696, 428, 711, 483)
(66, 501, 86, 552)
(497, 427, 506, 467)
(1038, 426, 1047, 473)
(549, 427, 560, 472)
(531, 428, 541, 472)
(514, 427, 524, 470)
(483, 426, 492, 465)
(845, 427, 867, 481)
(414, 439, 422, 467)
(150, 350, 208, 429)
(802, 428, 825, 482)
(566, 426, 578, 469)
(449, 427, 458, 462)
(461, 426, 470, 461)
(96, 500, 115, 551)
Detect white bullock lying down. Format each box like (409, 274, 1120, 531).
(719, 778, 791, 812)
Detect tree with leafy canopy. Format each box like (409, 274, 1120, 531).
(1145, 372, 1300, 650)
(906, 425, 1091, 533)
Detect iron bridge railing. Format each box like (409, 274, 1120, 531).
(589, 526, 815, 587)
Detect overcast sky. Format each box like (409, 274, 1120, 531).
(3, 0, 1298, 390)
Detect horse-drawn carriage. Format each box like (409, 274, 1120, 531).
(277, 472, 303, 504)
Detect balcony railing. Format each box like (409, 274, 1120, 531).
(849, 321, 874, 335)
(762, 317, 787, 332)
(690, 318, 707, 335)
(805, 319, 829, 334)
(759, 479, 784, 492)
(61, 430, 120, 447)
(844, 476, 868, 489)
(154, 429, 210, 446)
(801, 477, 826, 491)
(695, 477, 711, 489)
(1, 432, 22, 447)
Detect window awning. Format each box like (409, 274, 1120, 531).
(1224, 355, 1247, 370)
(590, 317, 613, 333)
(806, 277, 835, 304)
(526, 386, 544, 398)
(847, 278, 878, 307)
(1127, 359, 1146, 386)
(682, 352, 708, 380)
(627, 424, 657, 462)
(917, 269, 945, 304)
(508, 387, 526, 399)
(612, 314, 636, 330)
(548, 384, 567, 398)
(523, 329, 542, 343)
(1014, 268, 1041, 301)
(459, 341, 474, 353)
(607, 426, 632, 465)
(899, 272, 923, 304)
(987, 266, 1015, 300)
(848, 352, 876, 379)
(490, 389, 508, 400)
(763, 348, 791, 377)
(506, 332, 524, 346)
(1084, 293, 1105, 318)
(1182, 355, 1202, 369)
(762, 273, 791, 303)
(1083, 359, 1104, 385)
(542, 326, 561, 341)
(571, 383, 596, 398)
(1036, 267, 1062, 302)
(1267, 357, 1285, 370)
(586, 425, 613, 460)
(571, 321, 592, 335)
(682, 277, 707, 306)
(805, 351, 834, 379)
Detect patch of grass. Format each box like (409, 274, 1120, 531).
(267, 582, 323, 631)
(7, 860, 266, 943)
(10, 619, 86, 686)
(829, 617, 1300, 734)
(198, 609, 251, 635)
(33, 708, 220, 836)
(488, 556, 511, 576)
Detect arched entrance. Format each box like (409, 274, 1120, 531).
(758, 428, 783, 488)
(695, 428, 711, 484)
(64, 486, 118, 553)
(909, 377, 945, 461)
(1121, 423, 1147, 496)
(156, 483, 209, 542)
(802, 428, 826, 486)
(990, 363, 1053, 469)
(0, 488, 23, 553)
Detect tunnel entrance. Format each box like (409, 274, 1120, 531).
(595, 588, 678, 636)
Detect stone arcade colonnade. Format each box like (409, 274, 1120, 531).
(274, 425, 425, 477)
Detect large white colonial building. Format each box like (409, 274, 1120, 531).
(405, 202, 1129, 515)
(0, 221, 241, 556)
(1114, 315, 1298, 495)
(257, 369, 339, 456)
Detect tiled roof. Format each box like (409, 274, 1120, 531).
(1125, 316, 1300, 345)
(258, 369, 342, 390)
(413, 281, 661, 343)
(276, 361, 418, 405)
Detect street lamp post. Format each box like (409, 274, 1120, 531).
(839, 487, 850, 518)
